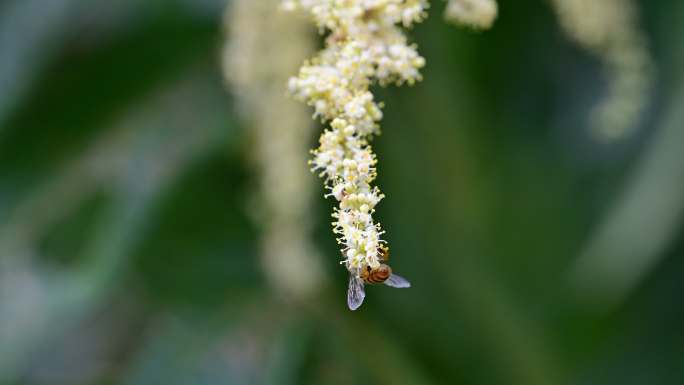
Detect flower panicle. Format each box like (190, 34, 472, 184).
(284, 0, 428, 272)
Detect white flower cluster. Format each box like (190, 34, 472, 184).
(444, 0, 498, 30)
(284, 0, 428, 273)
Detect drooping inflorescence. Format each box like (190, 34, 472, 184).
(225, 0, 324, 300)
(283, 0, 428, 275)
(551, 0, 653, 140)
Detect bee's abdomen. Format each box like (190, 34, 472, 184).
(364, 265, 392, 284)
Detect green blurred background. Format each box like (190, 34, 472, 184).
(1, 1, 683, 384)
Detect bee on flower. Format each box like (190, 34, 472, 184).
(346, 245, 411, 310)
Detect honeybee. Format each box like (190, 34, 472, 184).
(347, 246, 411, 310)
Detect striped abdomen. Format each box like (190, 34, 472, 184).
(362, 264, 392, 284)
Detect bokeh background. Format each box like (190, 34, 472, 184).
(1, 1, 683, 384)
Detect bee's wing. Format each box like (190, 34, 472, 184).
(384, 273, 411, 288)
(347, 275, 366, 311)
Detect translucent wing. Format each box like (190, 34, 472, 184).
(384, 273, 411, 288)
(347, 275, 366, 310)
